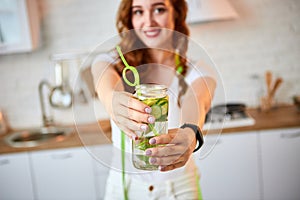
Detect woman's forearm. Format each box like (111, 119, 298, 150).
(181, 76, 216, 128)
(92, 62, 122, 117)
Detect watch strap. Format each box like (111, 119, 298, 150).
(180, 123, 204, 152)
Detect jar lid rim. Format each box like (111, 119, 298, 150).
(135, 84, 168, 90)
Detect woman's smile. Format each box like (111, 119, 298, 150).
(143, 28, 161, 38)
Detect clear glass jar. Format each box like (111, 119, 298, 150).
(132, 84, 169, 170)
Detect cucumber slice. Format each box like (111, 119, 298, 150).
(161, 103, 168, 115)
(151, 105, 162, 119)
(158, 115, 167, 121)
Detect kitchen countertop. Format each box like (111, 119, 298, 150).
(0, 120, 112, 154)
(0, 105, 299, 155)
(214, 104, 300, 134)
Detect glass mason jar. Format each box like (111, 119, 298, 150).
(132, 84, 169, 170)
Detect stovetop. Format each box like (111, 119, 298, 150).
(203, 103, 255, 130)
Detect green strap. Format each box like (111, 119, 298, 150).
(175, 53, 183, 75)
(121, 131, 129, 200)
(196, 173, 203, 200)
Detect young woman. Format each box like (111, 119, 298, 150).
(92, 0, 216, 199)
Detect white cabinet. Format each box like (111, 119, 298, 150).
(0, 0, 40, 54)
(260, 127, 300, 200)
(1, 127, 299, 200)
(196, 132, 261, 200)
(92, 145, 111, 200)
(0, 152, 34, 200)
(29, 147, 97, 200)
(186, 0, 238, 24)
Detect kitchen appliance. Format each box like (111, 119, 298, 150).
(203, 103, 255, 130)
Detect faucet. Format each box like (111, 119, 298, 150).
(38, 78, 74, 127)
(39, 80, 54, 127)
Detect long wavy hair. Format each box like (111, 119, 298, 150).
(115, 0, 190, 106)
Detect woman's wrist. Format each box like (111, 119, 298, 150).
(180, 123, 204, 152)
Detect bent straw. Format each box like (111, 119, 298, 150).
(116, 47, 158, 197)
(116, 45, 140, 87)
(115, 45, 158, 135)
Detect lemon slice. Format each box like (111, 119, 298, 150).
(157, 98, 167, 106)
(143, 98, 157, 106)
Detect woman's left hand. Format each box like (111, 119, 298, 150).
(145, 128, 197, 172)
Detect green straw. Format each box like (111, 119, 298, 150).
(121, 131, 129, 200)
(116, 45, 140, 87)
(116, 46, 132, 200)
(116, 45, 159, 137)
(117, 45, 157, 199)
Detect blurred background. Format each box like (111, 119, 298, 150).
(0, 0, 299, 200)
(0, 0, 299, 128)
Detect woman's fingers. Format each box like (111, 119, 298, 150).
(144, 128, 197, 171)
(117, 104, 154, 124)
(117, 92, 152, 114)
(148, 148, 189, 172)
(111, 91, 156, 138)
(150, 129, 193, 145)
(159, 161, 187, 172)
(145, 145, 188, 157)
(149, 154, 186, 166)
(117, 115, 149, 133)
(117, 124, 137, 140)
(149, 133, 178, 145)
(123, 94, 151, 112)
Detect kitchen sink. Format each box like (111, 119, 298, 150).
(5, 126, 73, 148)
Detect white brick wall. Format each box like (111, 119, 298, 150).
(0, 0, 299, 129)
(190, 0, 300, 105)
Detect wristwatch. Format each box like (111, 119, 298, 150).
(180, 123, 204, 152)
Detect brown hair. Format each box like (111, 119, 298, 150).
(115, 0, 190, 106)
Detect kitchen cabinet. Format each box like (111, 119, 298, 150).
(0, 125, 298, 200)
(0, 0, 40, 54)
(29, 147, 97, 200)
(0, 152, 34, 200)
(186, 0, 238, 24)
(92, 145, 111, 200)
(260, 127, 300, 200)
(195, 132, 261, 200)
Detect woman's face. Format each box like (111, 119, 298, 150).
(131, 0, 175, 48)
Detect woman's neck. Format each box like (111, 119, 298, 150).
(148, 49, 175, 66)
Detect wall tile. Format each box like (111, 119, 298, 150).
(0, 0, 299, 128)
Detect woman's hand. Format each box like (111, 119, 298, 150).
(145, 128, 197, 172)
(111, 91, 155, 139)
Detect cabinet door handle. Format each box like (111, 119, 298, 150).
(0, 159, 10, 166)
(280, 131, 300, 139)
(51, 153, 73, 160)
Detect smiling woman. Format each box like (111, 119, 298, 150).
(131, 0, 175, 48)
(91, 0, 216, 199)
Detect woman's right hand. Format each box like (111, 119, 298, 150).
(110, 91, 155, 140)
